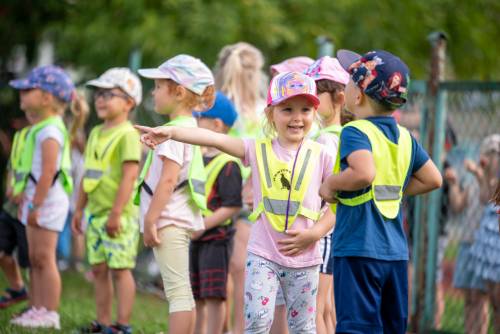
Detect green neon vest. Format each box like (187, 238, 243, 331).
(134, 116, 207, 210)
(331, 119, 412, 219)
(249, 139, 322, 232)
(10, 127, 30, 188)
(13, 116, 73, 196)
(203, 153, 243, 226)
(82, 122, 136, 194)
(312, 124, 342, 140)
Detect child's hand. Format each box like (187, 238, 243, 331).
(191, 230, 204, 241)
(71, 210, 84, 235)
(444, 167, 458, 185)
(135, 125, 174, 149)
(464, 159, 483, 178)
(27, 209, 39, 227)
(278, 229, 316, 256)
(319, 182, 338, 204)
(106, 212, 121, 238)
(12, 193, 23, 205)
(143, 225, 161, 248)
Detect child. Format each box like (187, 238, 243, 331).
(137, 71, 336, 333)
(0, 125, 31, 309)
(468, 134, 500, 333)
(305, 56, 350, 334)
(270, 56, 314, 77)
(190, 92, 243, 334)
(136, 54, 216, 334)
(214, 42, 266, 334)
(9, 65, 88, 329)
(72, 67, 143, 334)
(319, 50, 442, 333)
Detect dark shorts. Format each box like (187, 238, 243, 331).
(190, 230, 234, 300)
(0, 210, 30, 268)
(334, 256, 408, 334)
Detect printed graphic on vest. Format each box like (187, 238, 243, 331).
(273, 169, 291, 190)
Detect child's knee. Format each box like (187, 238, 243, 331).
(29, 250, 52, 268)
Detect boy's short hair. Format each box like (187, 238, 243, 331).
(338, 49, 410, 111)
(192, 91, 238, 128)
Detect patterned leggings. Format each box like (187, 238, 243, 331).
(244, 253, 319, 334)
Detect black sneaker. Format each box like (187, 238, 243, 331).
(0, 287, 28, 309)
(76, 320, 105, 333)
(102, 323, 132, 334)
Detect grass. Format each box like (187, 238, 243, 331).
(0, 270, 169, 333)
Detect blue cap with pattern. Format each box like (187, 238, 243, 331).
(9, 65, 75, 103)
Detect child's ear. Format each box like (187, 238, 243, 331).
(336, 91, 345, 106)
(214, 118, 225, 131)
(41, 91, 53, 107)
(175, 85, 187, 100)
(355, 88, 364, 106)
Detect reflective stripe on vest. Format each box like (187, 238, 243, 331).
(12, 116, 73, 196)
(134, 116, 207, 210)
(249, 139, 322, 232)
(82, 122, 135, 193)
(203, 153, 243, 226)
(332, 119, 412, 219)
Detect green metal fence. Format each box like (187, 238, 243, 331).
(404, 80, 500, 333)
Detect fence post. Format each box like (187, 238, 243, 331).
(316, 36, 334, 58)
(421, 31, 448, 332)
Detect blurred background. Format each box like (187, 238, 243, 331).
(0, 1, 499, 333)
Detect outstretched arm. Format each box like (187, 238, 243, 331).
(136, 125, 245, 159)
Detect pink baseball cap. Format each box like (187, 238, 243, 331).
(267, 71, 320, 108)
(270, 56, 315, 75)
(305, 56, 349, 85)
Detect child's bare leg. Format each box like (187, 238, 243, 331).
(92, 263, 113, 325)
(169, 310, 196, 334)
(195, 300, 206, 334)
(28, 226, 60, 310)
(0, 255, 24, 290)
(206, 298, 225, 334)
(488, 282, 500, 333)
(464, 288, 488, 334)
(329, 278, 336, 332)
(229, 220, 251, 334)
(112, 268, 135, 325)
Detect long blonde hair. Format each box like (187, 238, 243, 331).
(214, 42, 265, 120)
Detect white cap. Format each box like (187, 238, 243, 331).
(86, 67, 143, 105)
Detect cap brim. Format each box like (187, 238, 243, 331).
(9, 79, 36, 90)
(137, 68, 171, 79)
(337, 49, 362, 71)
(85, 79, 115, 89)
(271, 93, 320, 108)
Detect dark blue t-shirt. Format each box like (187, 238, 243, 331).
(332, 116, 429, 261)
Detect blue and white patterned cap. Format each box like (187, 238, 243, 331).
(9, 65, 75, 103)
(138, 54, 214, 95)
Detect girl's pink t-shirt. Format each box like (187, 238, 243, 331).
(243, 138, 334, 268)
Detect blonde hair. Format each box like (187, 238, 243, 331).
(164, 79, 216, 112)
(214, 42, 266, 119)
(52, 91, 90, 141)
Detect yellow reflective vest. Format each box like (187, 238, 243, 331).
(12, 116, 73, 196)
(203, 153, 242, 226)
(332, 119, 412, 219)
(134, 116, 207, 210)
(249, 139, 322, 232)
(82, 122, 136, 194)
(10, 127, 30, 188)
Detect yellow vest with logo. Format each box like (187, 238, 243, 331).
(10, 127, 30, 188)
(134, 116, 207, 210)
(13, 116, 73, 196)
(249, 139, 322, 232)
(331, 119, 412, 219)
(203, 153, 243, 226)
(82, 122, 136, 194)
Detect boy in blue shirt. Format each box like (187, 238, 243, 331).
(320, 50, 443, 333)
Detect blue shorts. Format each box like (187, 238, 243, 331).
(319, 233, 333, 274)
(334, 257, 408, 334)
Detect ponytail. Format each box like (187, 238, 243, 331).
(197, 85, 216, 112)
(69, 91, 89, 141)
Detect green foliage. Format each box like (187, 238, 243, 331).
(1, 0, 499, 80)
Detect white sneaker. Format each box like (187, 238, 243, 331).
(31, 310, 60, 330)
(10, 307, 39, 325)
